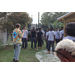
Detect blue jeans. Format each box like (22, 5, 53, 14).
(13, 43, 21, 60)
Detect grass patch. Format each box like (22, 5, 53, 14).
(0, 40, 4, 50)
(0, 40, 57, 62)
(0, 41, 47, 62)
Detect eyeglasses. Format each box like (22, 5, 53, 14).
(54, 51, 68, 59)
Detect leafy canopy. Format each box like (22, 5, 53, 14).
(0, 12, 32, 33)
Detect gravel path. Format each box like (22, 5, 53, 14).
(35, 49, 60, 62)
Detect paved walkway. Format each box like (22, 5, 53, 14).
(35, 49, 60, 62)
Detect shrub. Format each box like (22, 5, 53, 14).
(0, 39, 4, 50)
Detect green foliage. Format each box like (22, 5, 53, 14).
(52, 20, 64, 29)
(0, 12, 32, 33)
(0, 12, 7, 17)
(0, 40, 4, 50)
(40, 12, 68, 29)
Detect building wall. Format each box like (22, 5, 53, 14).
(29, 24, 41, 30)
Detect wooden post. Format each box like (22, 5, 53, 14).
(38, 12, 39, 28)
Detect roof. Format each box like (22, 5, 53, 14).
(57, 12, 75, 22)
(57, 12, 71, 20)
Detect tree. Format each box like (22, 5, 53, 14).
(40, 12, 68, 25)
(0, 12, 32, 33)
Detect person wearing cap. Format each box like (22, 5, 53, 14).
(54, 39, 75, 62)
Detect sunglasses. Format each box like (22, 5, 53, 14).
(54, 51, 68, 59)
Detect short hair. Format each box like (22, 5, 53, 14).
(16, 23, 21, 28)
(61, 27, 63, 29)
(24, 26, 26, 28)
(39, 28, 41, 30)
(55, 39, 75, 56)
(65, 22, 75, 37)
(55, 28, 57, 29)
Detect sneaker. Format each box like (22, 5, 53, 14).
(15, 60, 19, 62)
(25, 47, 27, 49)
(52, 52, 54, 55)
(46, 51, 50, 54)
(35, 48, 36, 49)
(13, 58, 15, 61)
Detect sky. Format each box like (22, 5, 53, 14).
(27, 12, 44, 24)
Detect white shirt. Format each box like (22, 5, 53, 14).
(36, 31, 39, 37)
(63, 36, 75, 42)
(55, 30, 60, 39)
(48, 31, 55, 41)
(22, 30, 28, 38)
(60, 30, 64, 39)
(41, 30, 45, 36)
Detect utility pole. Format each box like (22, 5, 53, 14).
(38, 12, 40, 28)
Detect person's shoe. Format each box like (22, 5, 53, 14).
(15, 60, 19, 62)
(38, 47, 40, 48)
(35, 48, 36, 50)
(13, 58, 15, 61)
(22, 48, 24, 49)
(46, 51, 50, 54)
(25, 47, 27, 49)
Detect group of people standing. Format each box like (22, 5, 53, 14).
(21, 27, 45, 50)
(21, 26, 64, 55)
(12, 23, 64, 62)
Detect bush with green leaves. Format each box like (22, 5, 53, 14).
(0, 39, 4, 50)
